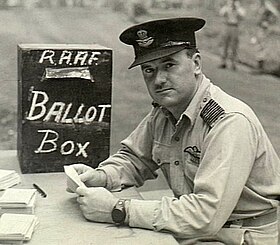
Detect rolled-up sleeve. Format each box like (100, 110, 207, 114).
(98, 109, 159, 191)
(128, 113, 258, 238)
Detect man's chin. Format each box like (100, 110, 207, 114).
(156, 99, 178, 109)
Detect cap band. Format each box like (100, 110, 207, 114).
(160, 41, 192, 48)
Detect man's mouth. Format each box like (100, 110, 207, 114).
(156, 88, 173, 93)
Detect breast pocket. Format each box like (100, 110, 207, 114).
(152, 141, 171, 182)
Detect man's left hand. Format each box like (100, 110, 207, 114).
(76, 187, 118, 223)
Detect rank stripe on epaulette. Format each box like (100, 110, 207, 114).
(200, 99, 225, 127)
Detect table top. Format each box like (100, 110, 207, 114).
(0, 150, 178, 245)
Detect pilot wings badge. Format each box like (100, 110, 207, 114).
(184, 146, 201, 166)
(136, 30, 154, 47)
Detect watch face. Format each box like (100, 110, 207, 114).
(112, 208, 125, 223)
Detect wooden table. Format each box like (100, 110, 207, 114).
(0, 151, 178, 245)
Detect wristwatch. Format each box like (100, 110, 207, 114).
(111, 199, 126, 225)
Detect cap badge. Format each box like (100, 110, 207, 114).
(136, 30, 154, 47)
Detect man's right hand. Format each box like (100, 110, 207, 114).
(71, 163, 107, 188)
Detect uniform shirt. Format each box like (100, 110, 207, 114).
(219, 2, 246, 25)
(98, 75, 280, 238)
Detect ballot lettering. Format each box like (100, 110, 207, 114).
(34, 129, 90, 158)
(39, 50, 103, 66)
(18, 44, 112, 173)
(25, 90, 111, 158)
(27, 90, 111, 124)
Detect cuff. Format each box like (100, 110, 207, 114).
(97, 165, 122, 191)
(128, 199, 161, 230)
(124, 199, 131, 225)
(95, 169, 107, 187)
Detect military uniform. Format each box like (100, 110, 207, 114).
(219, 0, 246, 70)
(85, 17, 280, 244)
(98, 75, 280, 243)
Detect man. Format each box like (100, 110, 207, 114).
(251, 0, 279, 72)
(250, 20, 269, 72)
(70, 17, 280, 244)
(126, 0, 149, 23)
(219, 0, 245, 70)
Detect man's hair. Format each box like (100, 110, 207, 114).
(186, 48, 199, 58)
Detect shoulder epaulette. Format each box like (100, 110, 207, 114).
(200, 99, 225, 127)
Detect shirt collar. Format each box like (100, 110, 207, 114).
(183, 75, 211, 125)
(157, 75, 211, 126)
(159, 75, 211, 125)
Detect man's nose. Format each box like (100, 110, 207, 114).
(154, 70, 167, 86)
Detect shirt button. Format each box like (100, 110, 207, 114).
(174, 161, 180, 166)
(203, 98, 208, 102)
(175, 137, 180, 141)
(157, 159, 161, 164)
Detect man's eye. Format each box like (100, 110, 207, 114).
(165, 63, 174, 69)
(144, 68, 154, 74)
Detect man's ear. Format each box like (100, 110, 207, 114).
(192, 53, 202, 76)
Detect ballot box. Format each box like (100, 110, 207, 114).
(17, 44, 112, 173)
